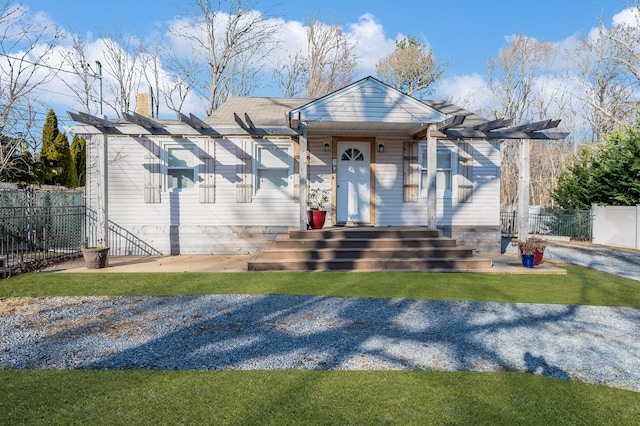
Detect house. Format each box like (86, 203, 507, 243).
(68, 76, 567, 256)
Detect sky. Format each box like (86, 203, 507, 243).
(23, 0, 625, 75)
(10, 0, 635, 129)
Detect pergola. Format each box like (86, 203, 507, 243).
(414, 115, 569, 241)
(68, 109, 569, 250)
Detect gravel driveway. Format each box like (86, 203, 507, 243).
(545, 242, 640, 281)
(1, 294, 638, 392)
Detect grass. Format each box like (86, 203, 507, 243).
(1, 371, 639, 425)
(2, 264, 639, 307)
(1, 265, 639, 424)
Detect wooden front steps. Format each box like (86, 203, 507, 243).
(248, 226, 493, 272)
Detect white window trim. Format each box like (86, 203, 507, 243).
(418, 142, 457, 199)
(253, 141, 294, 199)
(163, 142, 200, 192)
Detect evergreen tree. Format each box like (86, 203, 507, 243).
(0, 136, 38, 184)
(70, 134, 86, 186)
(56, 132, 78, 188)
(39, 109, 61, 185)
(551, 145, 597, 209)
(39, 109, 78, 187)
(552, 122, 640, 208)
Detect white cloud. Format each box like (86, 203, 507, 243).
(270, 18, 307, 60)
(437, 73, 491, 114)
(612, 7, 640, 27)
(349, 13, 396, 74)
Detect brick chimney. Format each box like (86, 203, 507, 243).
(136, 92, 151, 117)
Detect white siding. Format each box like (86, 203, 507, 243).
(299, 79, 445, 125)
(97, 135, 298, 255)
(90, 131, 501, 254)
(446, 140, 501, 227)
(374, 137, 500, 227)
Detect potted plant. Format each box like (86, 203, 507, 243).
(307, 188, 330, 229)
(81, 244, 110, 269)
(517, 238, 546, 268)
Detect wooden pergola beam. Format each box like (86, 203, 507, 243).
(67, 111, 116, 129)
(178, 112, 210, 131)
(430, 128, 569, 140)
(468, 118, 513, 131)
(436, 114, 466, 130)
(505, 119, 561, 132)
(423, 117, 566, 140)
(123, 112, 163, 129)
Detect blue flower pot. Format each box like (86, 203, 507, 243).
(522, 254, 535, 268)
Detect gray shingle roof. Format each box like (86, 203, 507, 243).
(206, 97, 312, 127)
(205, 96, 487, 130)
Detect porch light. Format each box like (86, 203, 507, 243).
(323, 142, 330, 152)
(378, 143, 385, 153)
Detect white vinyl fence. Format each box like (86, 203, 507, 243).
(591, 204, 640, 249)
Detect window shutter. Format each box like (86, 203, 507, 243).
(403, 141, 419, 203)
(144, 139, 161, 203)
(236, 140, 252, 203)
(458, 141, 473, 203)
(199, 139, 216, 203)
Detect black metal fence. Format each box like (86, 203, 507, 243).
(1, 187, 161, 271)
(0, 201, 85, 267)
(500, 208, 592, 241)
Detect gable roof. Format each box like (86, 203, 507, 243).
(289, 76, 449, 134)
(65, 83, 489, 138)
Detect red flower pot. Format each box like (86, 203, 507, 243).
(307, 210, 327, 229)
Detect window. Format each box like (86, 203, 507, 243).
(419, 145, 454, 197)
(341, 148, 365, 161)
(254, 143, 292, 197)
(167, 146, 197, 190)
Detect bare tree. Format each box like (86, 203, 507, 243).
(306, 12, 357, 98)
(140, 43, 165, 118)
(576, 23, 637, 140)
(601, 3, 640, 86)
(60, 34, 101, 115)
(485, 35, 573, 208)
(0, 1, 62, 178)
(172, 0, 279, 116)
(100, 30, 145, 118)
(160, 52, 200, 115)
(486, 35, 556, 123)
(375, 36, 447, 98)
(273, 52, 307, 97)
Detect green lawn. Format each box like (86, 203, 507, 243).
(1, 371, 639, 425)
(1, 265, 639, 424)
(2, 264, 639, 307)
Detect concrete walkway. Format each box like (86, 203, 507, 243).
(43, 252, 567, 275)
(41, 242, 640, 279)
